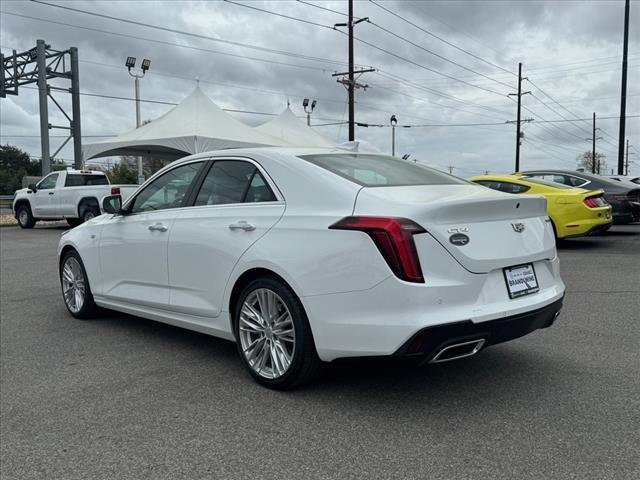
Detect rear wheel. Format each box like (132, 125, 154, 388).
(79, 203, 100, 223)
(60, 250, 99, 319)
(234, 276, 322, 389)
(16, 204, 36, 229)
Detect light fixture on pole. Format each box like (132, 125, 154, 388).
(390, 115, 397, 156)
(126, 56, 151, 184)
(303, 98, 317, 126)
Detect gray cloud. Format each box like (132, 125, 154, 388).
(0, 0, 638, 175)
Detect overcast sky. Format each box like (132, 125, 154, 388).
(1, 0, 638, 176)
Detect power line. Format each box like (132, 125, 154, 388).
(223, 0, 511, 98)
(0, 11, 337, 73)
(527, 78, 620, 150)
(296, 0, 349, 17)
(365, 18, 516, 90)
(368, 0, 515, 77)
(16, 85, 346, 121)
(28, 0, 351, 67)
(373, 70, 511, 117)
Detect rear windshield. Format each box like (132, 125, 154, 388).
(299, 154, 467, 187)
(521, 177, 574, 189)
(65, 174, 109, 187)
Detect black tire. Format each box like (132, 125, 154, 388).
(550, 219, 560, 241)
(79, 203, 100, 223)
(59, 249, 99, 320)
(67, 218, 82, 228)
(234, 276, 323, 390)
(16, 204, 36, 229)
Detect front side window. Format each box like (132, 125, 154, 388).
(195, 160, 276, 206)
(300, 154, 467, 187)
(130, 162, 202, 213)
(38, 173, 59, 190)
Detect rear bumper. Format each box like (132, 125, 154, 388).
(562, 221, 612, 239)
(302, 253, 565, 362)
(394, 297, 564, 362)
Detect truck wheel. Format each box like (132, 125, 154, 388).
(16, 205, 36, 229)
(80, 204, 100, 223)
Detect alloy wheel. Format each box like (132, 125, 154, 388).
(238, 288, 296, 379)
(62, 257, 86, 314)
(18, 209, 29, 226)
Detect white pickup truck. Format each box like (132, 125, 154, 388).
(13, 169, 138, 228)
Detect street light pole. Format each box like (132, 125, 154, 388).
(303, 98, 316, 126)
(390, 115, 397, 156)
(134, 76, 141, 128)
(126, 56, 150, 184)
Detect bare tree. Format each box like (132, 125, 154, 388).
(577, 150, 607, 174)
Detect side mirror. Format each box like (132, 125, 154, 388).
(28, 183, 37, 192)
(102, 194, 122, 214)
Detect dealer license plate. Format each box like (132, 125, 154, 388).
(503, 263, 539, 299)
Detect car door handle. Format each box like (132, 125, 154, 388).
(148, 223, 169, 232)
(48, 192, 55, 195)
(228, 221, 256, 232)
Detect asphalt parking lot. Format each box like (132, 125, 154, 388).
(1, 224, 638, 480)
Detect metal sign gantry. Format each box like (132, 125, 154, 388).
(1, 39, 82, 174)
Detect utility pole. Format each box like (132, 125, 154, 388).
(348, 0, 354, 140)
(36, 40, 50, 176)
(508, 63, 530, 172)
(592, 112, 596, 174)
(333, 0, 374, 141)
(617, 0, 630, 175)
(448, 166, 454, 174)
(625, 140, 635, 175)
(586, 113, 603, 174)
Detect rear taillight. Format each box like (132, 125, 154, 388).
(583, 196, 607, 208)
(111, 187, 121, 195)
(329, 216, 426, 283)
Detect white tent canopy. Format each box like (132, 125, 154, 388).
(83, 86, 290, 161)
(255, 107, 335, 148)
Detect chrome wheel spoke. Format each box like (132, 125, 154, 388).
(63, 265, 74, 283)
(239, 315, 264, 334)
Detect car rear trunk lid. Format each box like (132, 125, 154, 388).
(353, 185, 556, 274)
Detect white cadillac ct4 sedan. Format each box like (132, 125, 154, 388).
(58, 148, 565, 389)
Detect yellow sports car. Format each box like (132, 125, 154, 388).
(469, 174, 613, 239)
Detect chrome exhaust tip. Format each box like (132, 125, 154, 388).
(429, 339, 486, 364)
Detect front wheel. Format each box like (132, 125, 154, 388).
(16, 205, 36, 229)
(234, 276, 322, 389)
(59, 250, 99, 319)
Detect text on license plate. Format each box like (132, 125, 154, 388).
(503, 263, 540, 299)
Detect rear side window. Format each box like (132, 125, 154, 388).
(299, 154, 467, 187)
(475, 180, 530, 194)
(65, 174, 109, 187)
(522, 177, 574, 189)
(195, 160, 276, 206)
